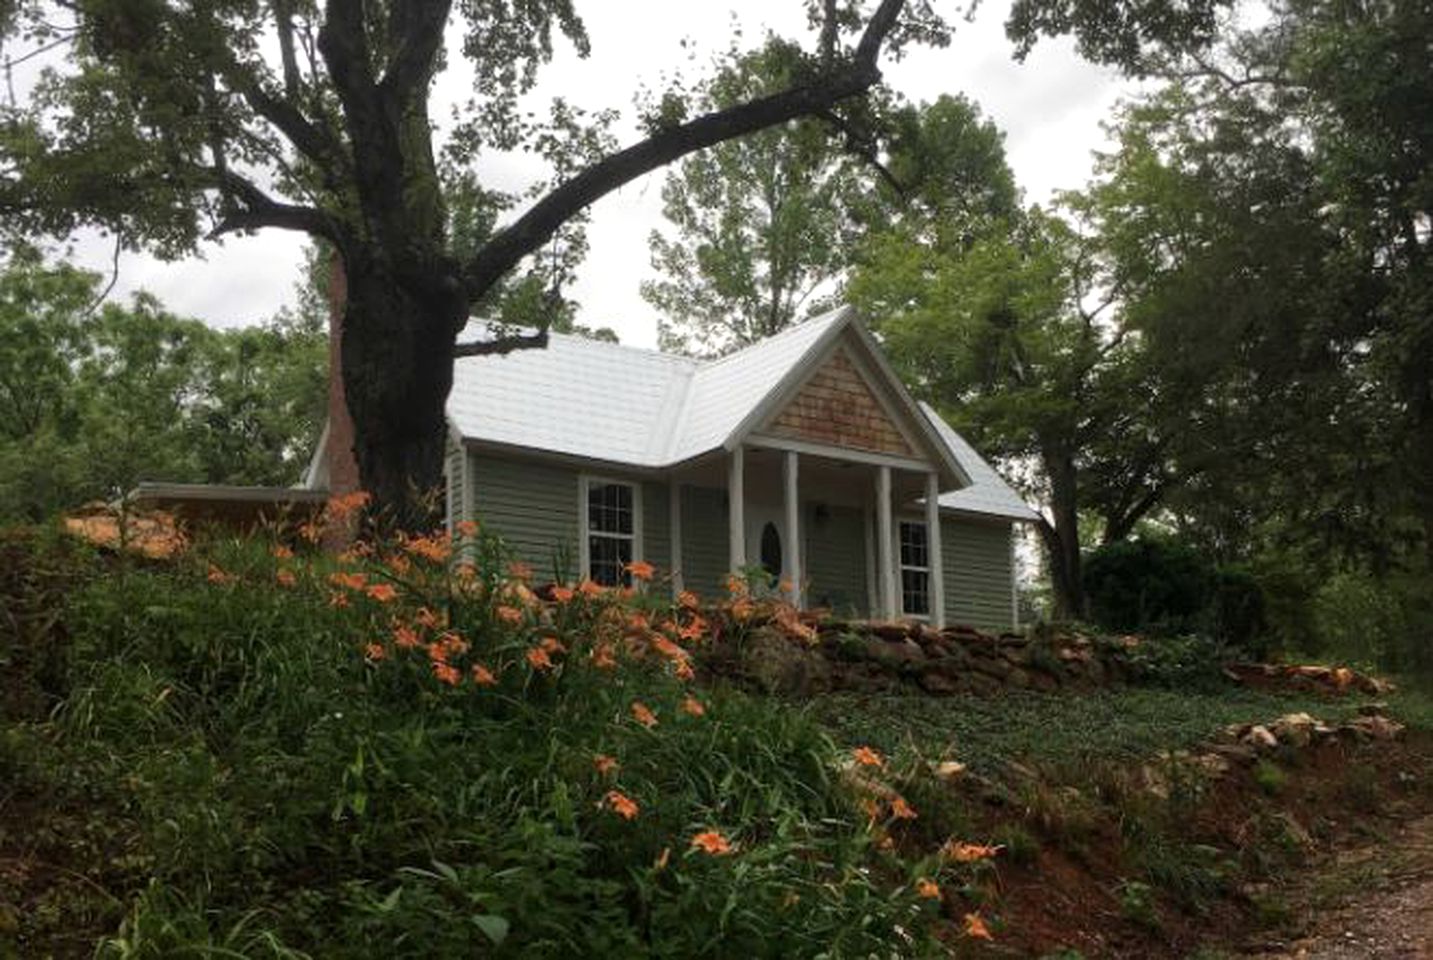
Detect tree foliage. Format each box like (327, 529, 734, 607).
(0, 246, 325, 520)
(0, 0, 1232, 524)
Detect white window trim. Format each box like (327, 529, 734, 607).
(578, 474, 644, 585)
(898, 518, 932, 619)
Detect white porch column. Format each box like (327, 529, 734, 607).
(783, 450, 802, 608)
(926, 471, 945, 628)
(728, 446, 746, 573)
(875, 465, 895, 619)
(669, 478, 684, 598)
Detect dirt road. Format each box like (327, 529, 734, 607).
(1249, 813, 1433, 959)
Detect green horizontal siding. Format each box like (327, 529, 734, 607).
(805, 504, 868, 618)
(942, 516, 1014, 632)
(642, 481, 671, 577)
(468, 453, 580, 582)
(680, 484, 728, 601)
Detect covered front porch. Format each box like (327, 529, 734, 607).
(665, 439, 949, 626)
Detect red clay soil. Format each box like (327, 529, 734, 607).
(926, 733, 1433, 958)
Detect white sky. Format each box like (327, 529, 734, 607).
(55, 1, 1133, 348)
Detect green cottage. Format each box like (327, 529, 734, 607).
(306, 306, 1036, 632)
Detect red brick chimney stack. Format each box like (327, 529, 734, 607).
(325, 252, 360, 498)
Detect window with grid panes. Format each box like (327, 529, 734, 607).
(586, 480, 635, 587)
(899, 520, 931, 616)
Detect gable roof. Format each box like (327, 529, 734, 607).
(442, 307, 1037, 520)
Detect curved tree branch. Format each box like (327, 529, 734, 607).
(460, 0, 908, 306)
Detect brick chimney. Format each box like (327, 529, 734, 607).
(324, 252, 360, 498)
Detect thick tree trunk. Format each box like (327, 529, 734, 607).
(340, 255, 466, 531)
(1040, 442, 1087, 620)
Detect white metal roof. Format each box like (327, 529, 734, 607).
(921, 403, 1042, 522)
(442, 308, 1037, 521)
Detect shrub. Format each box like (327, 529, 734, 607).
(1084, 538, 1212, 635)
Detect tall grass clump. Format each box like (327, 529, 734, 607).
(13, 498, 947, 958)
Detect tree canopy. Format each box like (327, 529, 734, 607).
(0, 0, 1232, 524)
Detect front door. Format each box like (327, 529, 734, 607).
(745, 503, 784, 582)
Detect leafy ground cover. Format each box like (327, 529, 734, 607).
(810, 685, 1426, 775)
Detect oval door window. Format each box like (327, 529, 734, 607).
(759, 521, 782, 578)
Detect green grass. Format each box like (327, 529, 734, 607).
(809, 686, 1396, 773)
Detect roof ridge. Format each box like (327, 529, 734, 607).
(692, 305, 847, 371)
(460, 318, 697, 368)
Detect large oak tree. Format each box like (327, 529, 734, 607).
(0, 0, 1225, 526)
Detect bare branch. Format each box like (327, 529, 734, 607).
(453, 327, 551, 357)
(463, 0, 908, 303)
(815, 107, 906, 196)
(206, 168, 343, 243)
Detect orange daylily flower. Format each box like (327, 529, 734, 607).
(916, 879, 941, 900)
(851, 746, 886, 769)
(539, 636, 567, 655)
(941, 841, 1004, 863)
(426, 641, 449, 663)
(386, 553, 413, 576)
(678, 590, 701, 610)
(437, 631, 470, 657)
(275, 568, 296, 588)
(963, 913, 994, 941)
(325, 490, 371, 520)
(404, 534, 452, 563)
(550, 584, 575, 603)
(508, 560, 534, 581)
(298, 520, 322, 543)
(432, 662, 461, 686)
(365, 582, 398, 603)
(577, 579, 605, 599)
(593, 754, 619, 776)
(364, 643, 387, 661)
(591, 644, 618, 670)
(207, 564, 234, 585)
(889, 795, 917, 820)
(730, 597, 755, 621)
(471, 663, 498, 687)
(526, 646, 554, 671)
(328, 591, 349, 608)
(689, 831, 733, 856)
(603, 790, 640, 821)
(271, 544, 294, 560)
(680, 695, 706, 718)
(495, 605, 524, 625)
(673, 659, 695, 682)
(724, 574, 747, 596)
(393, 624, 421, 649)
(415, 607, 444, 630)
(630, 701, 658, 729)
(678, 616, 708, 642)
(456, 520, 479, 538)
(624, 559, 656, 581)
(328, 571, 367, 591)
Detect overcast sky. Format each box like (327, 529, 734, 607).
(56, 2, 1134, 348)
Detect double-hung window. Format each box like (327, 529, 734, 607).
(583, 478, 639, 587)
(899, 520, 931, 617)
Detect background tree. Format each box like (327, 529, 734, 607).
(0, 246, 325, 519)
(643, 38, 880, 355)
(0, 0, 1230, 526)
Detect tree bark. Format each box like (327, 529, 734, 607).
(1039, 440, 1087, 620)
(340, 252, 466, 531)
